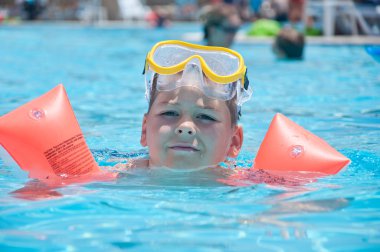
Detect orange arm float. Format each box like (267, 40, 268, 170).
(0, 84, 117, 186)
(221, 114, 350, 187)
(253, 113, 350, 175)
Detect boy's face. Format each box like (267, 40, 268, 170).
(140, 86, 243, 169)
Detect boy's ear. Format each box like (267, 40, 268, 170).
(227, 125, 243, 158)
(140, 114, 148, 147)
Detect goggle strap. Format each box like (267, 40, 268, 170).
(244, 69, 249, 90)
(142, 53, 148, 75)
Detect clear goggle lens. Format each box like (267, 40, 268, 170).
(152, 43, 241, 77)
(145, 59, 252, 106)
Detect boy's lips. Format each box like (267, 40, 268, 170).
(168, 144, 200, 152)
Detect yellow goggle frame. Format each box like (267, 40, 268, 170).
(144, 40, 247, 87)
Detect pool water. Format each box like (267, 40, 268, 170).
(1, 23, 379, 251)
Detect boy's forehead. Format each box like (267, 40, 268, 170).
(155, 87, 227, 110)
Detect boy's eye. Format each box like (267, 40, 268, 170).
(196, 114, 217, 122)
(160, 111, 179, 117)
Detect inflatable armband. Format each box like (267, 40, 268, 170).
(220, 114, 350, 187)
(253, 113, 350, 175)
(0, 84, 117, 186)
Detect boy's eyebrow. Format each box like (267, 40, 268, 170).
(158, 101, 178, 106)
(158, 101, 219, 111)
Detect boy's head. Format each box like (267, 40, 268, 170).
(140, 40, 252, 169)
(273, 27, 305, 59)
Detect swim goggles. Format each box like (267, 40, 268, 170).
(143, 40, 252, 106)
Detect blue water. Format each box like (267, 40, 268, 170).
(0, 23, 380, 251)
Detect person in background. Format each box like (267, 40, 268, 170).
(287, 0, 305, 31)
(21, 0, 44, 20)
(146, 6, 170, 28)
(200, 0, 243, 48)
(305, 15, 322, 36)
(272, 26, 305, 59)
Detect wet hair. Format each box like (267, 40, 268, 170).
(147, 74, 239, 126)
(273, 27, 305, 59)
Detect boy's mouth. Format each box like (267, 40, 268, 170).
(169, 144, 200, 152)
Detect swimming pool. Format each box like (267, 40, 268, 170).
(0, 23, 379, 251)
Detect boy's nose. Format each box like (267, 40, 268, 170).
(175, 122, 196, 136)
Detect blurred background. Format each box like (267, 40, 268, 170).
(0, 0, 379, 38)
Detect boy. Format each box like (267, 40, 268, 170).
(122, 40, 252, 170)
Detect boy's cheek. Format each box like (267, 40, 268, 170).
(157, 124, 174, 135)
(147, 124, 173, 146)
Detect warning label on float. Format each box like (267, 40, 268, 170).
(44, 134, 95, 176)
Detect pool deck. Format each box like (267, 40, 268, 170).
(182, 32, 380, 45)
(3, 20, 380, 45)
